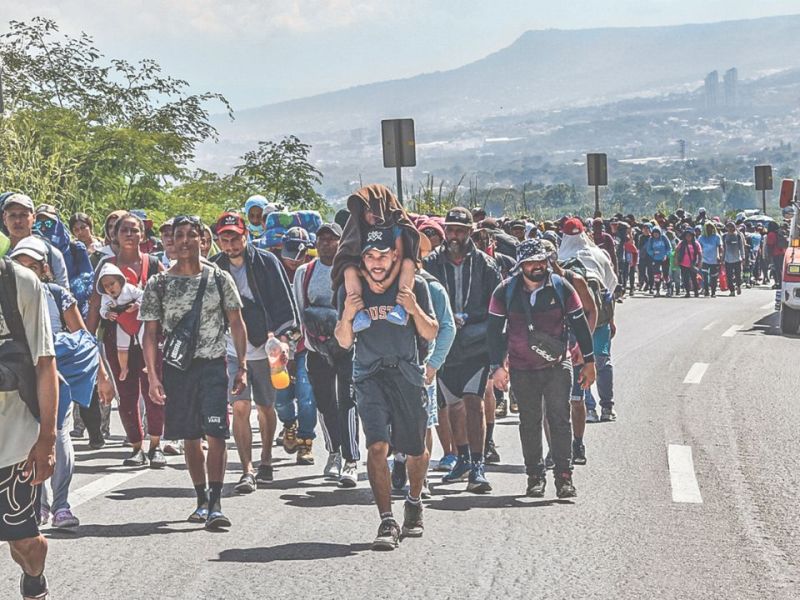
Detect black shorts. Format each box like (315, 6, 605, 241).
(354, 368, 427, 456)
(437, 355, 490, 405)
(0, 462, 40, 542)
(164, 357, 230, 441)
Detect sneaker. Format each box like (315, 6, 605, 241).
(323, 452, 342, 479)
(205, 510, 232, 530)
(52, 508, 80, 529)
(20, 572, 48, 600)
(38, 508, 50, 526)
(69, 428, 84, 439)
(495, 399, 508, 418)
(402, 501, 424, 537)
(421, 478, 432, 499)
(484, 439, 500, 464)
(435, 454, 457, 472)
(442, 455, 471, 483)
(585, 408, 600, 423)
(147, 446, 167, 469)
(255, 463, 274, 484)
(123, 448, 148, 467)
(386, 304, 409, 326)
(467, 462, 492, 493)
(188, 503, 208, 523)
(234, 473, 257, 494)
(525, 475, 546, 498)
(391, 458, 407, 491)
(544, 452, 555, 470)
(352, 310, 372, 333)
(600, 408, 617, 422)
(572, 440, 587, 466)
(339, 461, 358, 488)
(163, 441, 183, 456)
(296, 439, 315, 465)
(275, 427, 285, 446)
(372, 518, 400, 551)
(555, 472, 577, 498)
(282, 422, 299, 454)
(88, 435, 105, 450)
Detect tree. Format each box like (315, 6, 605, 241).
(234, 135, 327, 212)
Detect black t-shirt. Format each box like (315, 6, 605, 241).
(337, 275, 434, 386)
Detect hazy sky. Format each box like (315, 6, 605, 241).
(3, 1, 799, 111)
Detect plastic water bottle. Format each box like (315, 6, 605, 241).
(266, 334, 290, 390)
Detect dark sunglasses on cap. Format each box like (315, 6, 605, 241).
(173, 215, 202, 229)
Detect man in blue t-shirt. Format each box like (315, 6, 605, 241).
(335, 227, 438, 551)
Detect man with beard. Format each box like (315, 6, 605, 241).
(488, 239, 595, 498)
(423, 208, 501, 493)
(335, 227, 438, 550)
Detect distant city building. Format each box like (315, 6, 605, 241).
(724, 68, 738, 107)
(704, 70, 719, 110)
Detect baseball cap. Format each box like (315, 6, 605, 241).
(361, 227, 394, 254)
(9, 236, 48, 262)
(159, 218, 174, 232)
(507, 219, 526, 230)
(35, 204, 58, 220)
(282, 227, 311, 261)
(216, 212, 246, 236)
(316, 222, 343, 239)
(562, 217, 585, 235)
(3, 194, 34, 213)
(443, 207, 473, 229)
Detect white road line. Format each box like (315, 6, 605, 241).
(668, 444, 703, 503)
(683, 362, 709, 384)
(69, 468, 151, 508)
(721, 325, 740, 337)
(702, 320, 718, 331)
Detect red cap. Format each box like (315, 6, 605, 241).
(216, 212, 246, 235)
(562, 217, 585, 235)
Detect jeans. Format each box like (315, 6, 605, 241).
(701, 263, 720, 294)
(41, 411, 75, 513)
(510, 363, 572, 476)
(275, 351, 317, 439)
(585, 354, 614, 411)
(725, 261, 742, 291)
(306, 350, 360, 461)
(680, 266, 699, 294)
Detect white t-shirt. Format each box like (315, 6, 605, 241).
(0, 263, 55, 468)
(224, 261, 267, 361)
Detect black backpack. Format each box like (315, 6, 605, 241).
(0, 258, 40, 419)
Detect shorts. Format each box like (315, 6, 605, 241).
(570, 364, 586, 402)
(164, 357, 230, 440)
(354, 368, 427, 456)
(425, 382, 439, 429)
(0, 462, 40, 542)
(226, 356, 275, 407)
(437, 356, 490, 406)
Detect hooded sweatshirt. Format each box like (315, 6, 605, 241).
(644, 227, 672, 262)
(96, 262, 143, 336)
(558, 232, 618, 292)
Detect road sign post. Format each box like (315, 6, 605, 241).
(754, 165, 773, 214)
(381, 119, 416, 205)
(587, 153, 608, 217)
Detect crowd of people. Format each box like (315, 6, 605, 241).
(0, 186, 789, 597)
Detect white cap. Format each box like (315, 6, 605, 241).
(2, 194, 34, 212)
(9, 236, 48, 262)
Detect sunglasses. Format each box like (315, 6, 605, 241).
(173, 215, 202, 229)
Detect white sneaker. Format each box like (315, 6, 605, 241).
(39, 508, 50, 526)
(323, 452, 342, 479)
(421, 478, 431, 499)
(52, 508, 80, 529)
(339, 461, 358, 488)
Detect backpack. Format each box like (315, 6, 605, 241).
(301, 259, 348, 365)
(558, 257, 614, 328)
(0, 258, 39, 419)
(776, 230, 789, 251)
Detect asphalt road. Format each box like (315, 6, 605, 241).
(2, 285, 799, 599)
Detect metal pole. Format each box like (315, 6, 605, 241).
(0, 59, 4, 114)
(594, 185, 600, 217)
(762, 189, 766, 214)
(394, 121, 403, 205)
